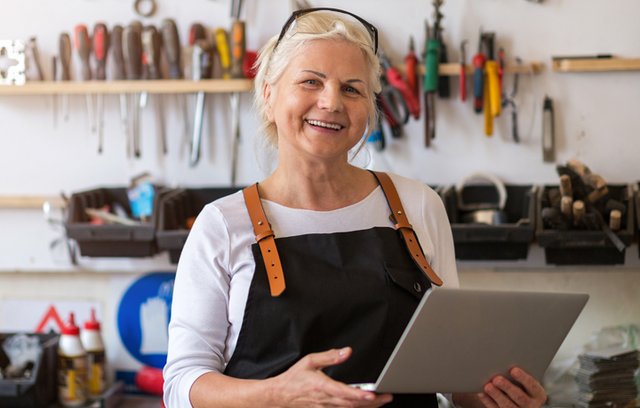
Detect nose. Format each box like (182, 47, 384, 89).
(317, 85, 344, 112)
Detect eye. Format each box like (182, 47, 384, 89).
(343, 85, 362, 96)
(301, 79, 320, 86)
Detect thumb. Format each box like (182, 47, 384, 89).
(305, 347, 352, 370)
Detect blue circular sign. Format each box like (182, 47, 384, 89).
(117, 272, 175, 368)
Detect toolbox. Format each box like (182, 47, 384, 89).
(0, 332, 59, 408)
(65, 187, 167, 257)
(536, 184, 635, 265)
(156, 187, 242, 263)
(440, 184, 537, 260)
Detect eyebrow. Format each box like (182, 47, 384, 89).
(301, 69, 365, 84)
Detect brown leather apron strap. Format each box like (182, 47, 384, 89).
(371, 171, 444, 287)
(242, 184, 286, 297)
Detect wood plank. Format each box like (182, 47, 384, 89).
(552, 58, 640, 72)
(0, 79, 254, 95)
(0, 195, 65, 209)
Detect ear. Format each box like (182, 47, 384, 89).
(264, 83, 274, 122)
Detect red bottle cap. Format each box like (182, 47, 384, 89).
(62, 312, 80, 336)
(84, 308, 101, 331)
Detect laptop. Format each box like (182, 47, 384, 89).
(352, 288, 588, 394)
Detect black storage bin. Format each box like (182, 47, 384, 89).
(65, 187, 166, 257)
(0, 332, 59, 408)
(536, 184, 634, 265)
(441, 185, 537, 260)
(157, 187, 242, 264)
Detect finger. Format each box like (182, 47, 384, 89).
(483, 383, 517, 408)
(477, 392, 499, 408)
(305, 347, 352, 370)
(491, 375, 530, 406)
(510, 367, 547, 401)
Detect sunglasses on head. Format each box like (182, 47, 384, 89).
(274, 7, 378, 55)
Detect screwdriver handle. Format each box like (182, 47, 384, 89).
(142, 25, 162, 79)
(93, 23, 110, 80)
(215, 28, 231, 79)
(423, 39, 439, 92)
(111, 25, 126, 80)
(58, 32, 72, 81)
(161, 18, 182, 79)
(472, 53, 486, 113)
(123, 23, 143, 80)
(74, 24, 92, 81)
(188, 23, 207, 46)
(230, 20, 245, 79)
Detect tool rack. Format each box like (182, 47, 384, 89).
(0, 78, 253, 95)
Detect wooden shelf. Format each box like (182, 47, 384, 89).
(552, 57, 640, 72)
(0, 79, 254, 95)
(0, 195, 64, 209)
(414, 61, 544, 76)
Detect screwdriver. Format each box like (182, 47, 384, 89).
(472, 31, 487, 114)
(404, 36, 420, 116)
(111, 24, 131, 157)
(58, 32, 72, 122)
(74, 24, 96, 134)
(93, 23, 109, 154)
(161, 18, 190, 147)
(215, 28, 231, 80)
(142, 25, 167, 155)
(190, 39, 213, 166)
(123, 22, 143, 158)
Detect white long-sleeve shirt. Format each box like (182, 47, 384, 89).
(163, 173, 459, 407)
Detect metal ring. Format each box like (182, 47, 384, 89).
(134, 0, 157, 17)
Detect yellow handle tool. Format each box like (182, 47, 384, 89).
(483, 78, 493, 136)
(485, 60, 501, 117)
(215, 28, 231, 79)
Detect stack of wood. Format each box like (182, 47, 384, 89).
(541, 159, 626, 231)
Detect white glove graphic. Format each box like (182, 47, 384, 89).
(139, 297, 169, 354)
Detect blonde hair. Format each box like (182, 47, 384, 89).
(253, 11, 382, 147)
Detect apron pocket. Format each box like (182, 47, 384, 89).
(384, 263, 427, 300)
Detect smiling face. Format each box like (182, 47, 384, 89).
(264, 39, 373, 164)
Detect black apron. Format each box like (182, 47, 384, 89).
(224, 178, 438, 407)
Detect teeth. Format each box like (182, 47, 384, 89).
(306, 119, 342, 130)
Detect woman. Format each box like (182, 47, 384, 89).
(163, 8, 547, 408)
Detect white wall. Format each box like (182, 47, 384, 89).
(1, 0, 639, 399)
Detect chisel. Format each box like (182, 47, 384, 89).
(73, 24, 95, 134)
(58, 33, 72, 122)
(190, 40, 213, 166)
(123, 22, 143, 158)
(142, 25, 167, 155)
(161, 18, 190, 148)
(111, 25, 131, 157)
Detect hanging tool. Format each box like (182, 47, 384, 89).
(111, 24, 131, 157)
(542, 95, 555, 163)
(378, 59, 409, 139)
(366, 95, 387, 151)
(142, 25, 167, 155)
(379, 51, 419, 121)
(404, 37, 420, 116)
(230, 1, 246, 186)
(58, 33, 72, 122)
(215, 28, 231, 79)
(161, 18, 190, 149)
(123, 22, 143, 158)
(190, 40, 213, 166)
(459, 40, 467, 102)
(52, 55, 58, 127)
(433, 0, 450, 99)
(74, 24, 96, 134)
(423, 19, 439, 147)
(482, 32, 500, 136)
(25, 37, 45, 80)
(472, 29, 487, 114)
(502, 57, 522, 143)
(93, 23, 109, 154)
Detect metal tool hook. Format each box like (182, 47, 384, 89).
(134, 0, 157, 18)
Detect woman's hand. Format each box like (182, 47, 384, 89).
(476, 367, 547, 408)
(268, 347, 393, 408)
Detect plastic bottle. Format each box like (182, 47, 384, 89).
(81, 308, 107, 398)
(58, 312, 88, 407)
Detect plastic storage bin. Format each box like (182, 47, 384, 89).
(156, 187, 242, 263)
(65, 187, 166, 257)
(0, 332, 59, 408)
(440, 184, 537, 260)
(536, 184, 634, 265)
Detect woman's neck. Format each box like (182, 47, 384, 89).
(259, 156, 378, 211)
